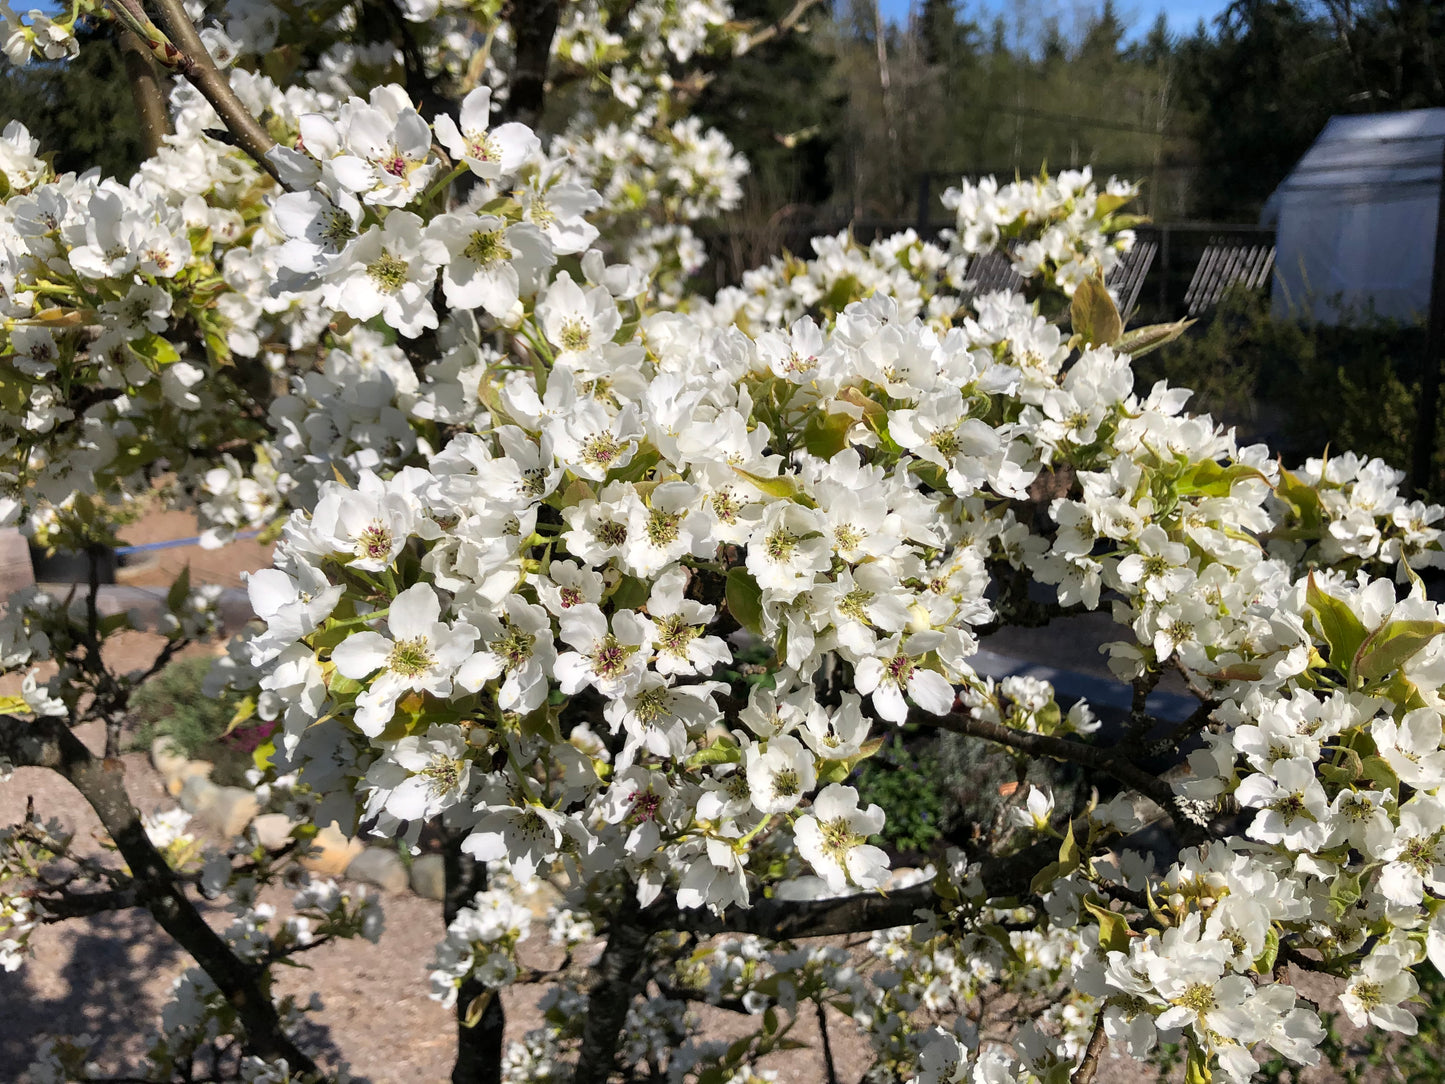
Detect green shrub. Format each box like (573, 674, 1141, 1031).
(1136, 290, 1437, 494)
(851, 730, 946, 856)
(936, 728, 1083, 851)
(129, 656, 260, 788)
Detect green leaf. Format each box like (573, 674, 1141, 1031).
(557, 479, 595, 508)
(1353, 619, 1445, 682)
(203, 326, 233, 368)
(1360, 754, 1400, 797)
(1082, 895, 1131, 954)
(1178, 459, 1268, 499)
(977, 923, 1022, 964)
(856, 736, 886, 759)
(1184, 1038, 1212, 1084)
(1328, 871, 1362, 920)
(1028, 820, 1084, 896)
(609, 575, 648, 612)
(686, 735, 742, 767)
(462, 990, 494, 1029)
(519, 706, 561, 744)
(327, 671, 363, 699)
(607, 446, 659, 484)
(166, 564, 192, 615)
(816, 759, 850, 784)
(725, 567, 764, 636)
(821, 273, 863, 314)
(1094, 192, 1134, 217)
(1034, 700, 1062, 733)
(224, 695, 258, 736)
(130, 333, 181, 374)
(1106, 213, 1150, 232)
(1029, 860, 1064, 896)
(1058, 818, 1081, 869)
(731, 466, 798, 500)
(1070, 273, 1123, 347)
(1112, 318, 1194, 359)
(1253, 927, 1280, 974)
(1275, 467, 1323, 537)
(1306, 573, 1369, 681)
(802, 409, 853, 459)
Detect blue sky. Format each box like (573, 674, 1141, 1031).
(877, 0, 1235, 41)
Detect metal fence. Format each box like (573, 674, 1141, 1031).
(694, 218, 1277, 322)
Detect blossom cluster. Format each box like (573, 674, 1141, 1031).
(6, 3, 1445, 1083)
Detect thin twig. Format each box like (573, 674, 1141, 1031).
(1070, 1004, 1109, 1084)
(735, 0, 826, 54)
(928, 710, 1209, 842)
(129, 0, 285, 186)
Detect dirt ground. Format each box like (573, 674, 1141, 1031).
(0, 511, 1362, 1083)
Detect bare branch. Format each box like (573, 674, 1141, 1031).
(119, 28, 170, 157)
(130, 0, 285, 186)
(0, 714, 317, 1072)
(642, 838, 1061, 944)
(1070, 1004, 1109, 1084)
(928, 710, 1210, 843)
(574, 895, 655, 1084)
(735, 0, 826, 55)
(442, 825, 505, 1084)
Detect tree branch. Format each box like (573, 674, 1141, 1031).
(0, 714, 317, 1072)
(130, 0, 285, 186)
(642, 838, 1060, 944)
(929, 710, 1209, 843)
(734, 0, 827, 56)
(1070, 1004, 1109, 1084)
(119, 27, 171, 157)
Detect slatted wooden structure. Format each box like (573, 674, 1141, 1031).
(1183, 239, 1276, 315)
(960, 248, 1023, 298)
(1105, 240, 1157, 315)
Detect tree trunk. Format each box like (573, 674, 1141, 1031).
(572, 894, 652, 1084)
(443, 826, 507, 1084)
(503, 0, 561, 129)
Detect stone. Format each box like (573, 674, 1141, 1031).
(301, 823, 365, 877)
(177, 773, 220, 816)
(0, 528, 33, 595)
(150, 737, 190, 781)
(250, 812, 295, 850)
(199, 786, 259, 837)
(165, 759, 214, 797)
(518, 877, 563, 919)
(409, 853, 446, 900)
(345, 846, 408, 894)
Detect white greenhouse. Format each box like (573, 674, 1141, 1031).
(1263, 107, 1445, 325)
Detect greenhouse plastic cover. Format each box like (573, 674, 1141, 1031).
(1265, 108, 1445, 325)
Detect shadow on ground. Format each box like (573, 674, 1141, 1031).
(1, 903, 360, 1082)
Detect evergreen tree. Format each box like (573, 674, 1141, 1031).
(0, 19, 148, 179)
(1178, 1, 1346, 219)
(693, 0, 842, 206)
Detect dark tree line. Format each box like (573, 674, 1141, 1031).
(8, 2, 1445, 226)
